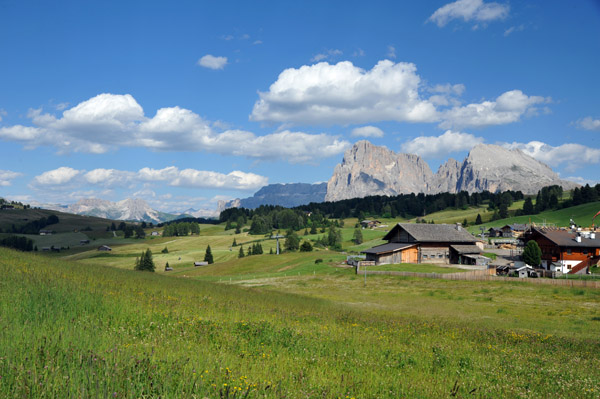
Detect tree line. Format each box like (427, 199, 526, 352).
(0, 215, 59, 234)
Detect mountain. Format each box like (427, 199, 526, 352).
(325, 141, 433, 201)
(218, 183, 327, 212)
(56, 198, 182, 223)
(431, 144, 579, 194)
(325, 141, 578, 200)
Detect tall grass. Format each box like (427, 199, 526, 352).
(1, 248, 599, 397)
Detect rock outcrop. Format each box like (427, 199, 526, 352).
(325, 141, 433, 201)
(325, 141, 578, 200)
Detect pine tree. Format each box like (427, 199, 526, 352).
(475, 214, 482, 225)
(204, 245, 214, 264)
(353, 228, 363, 244)
(232, 238, 237, 247)
(299, 241, 313, 252)
(462, 218, 468, 227)
(238, 246, 245, 258)
(522, 197, 534, 215)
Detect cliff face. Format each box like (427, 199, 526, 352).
(325, 141, 433, 201)
(325, 141, 578, 200)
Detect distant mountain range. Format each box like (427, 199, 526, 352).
(41, 198, 187, 223)
(32, 140, 579, 221)
(225, 140, 579, 210)
(217, 183, 328, 212)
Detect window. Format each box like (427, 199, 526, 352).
(423, 254, 428, 259)
(438, 254, 443, 258)
(567, 249, 572, 255)
(583, 249, 588, 255)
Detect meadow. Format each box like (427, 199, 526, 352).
(1, 244, 600, 398)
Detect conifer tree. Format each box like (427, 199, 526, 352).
(204, 245, 214, 264)
(238, 246, 245, 258)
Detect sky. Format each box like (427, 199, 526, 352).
(1, 0, 599, 214)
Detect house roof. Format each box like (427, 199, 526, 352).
(361, 242, 415, 255)
(501, 223, 528, 231)
(450, 245, 483, 254)
(383, 223, 477, 243)
(531, 227, 600, 249)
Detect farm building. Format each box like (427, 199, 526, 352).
(194, 261, 208, 267)
(97, 245, 112, 251)
(39, 229, 54, 235)
(360, 220, 381, 229)
(523, 227, 600, 274)
(362, 223, 481, 265)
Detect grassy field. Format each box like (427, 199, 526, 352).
(0, 207, 120, 234)
(365, 263, 467, 273)
(2, 243, 600, 398)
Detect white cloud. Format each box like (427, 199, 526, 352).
(575, 116, 600, 131)
(83, 169, 136, 186)
(401, 130, 484, 158)
(250, 60, 438, 125)
(504, 24, 525, 37)
(0, 170, 22, 186)
(351, 126, 384, 138)
(136, 166, 269, 191)
(197, 54, 228, 70)
(440, 90, 550, 129)
(0, 93, 348, 163)
(353, 48, 365, 57)
(387, 45, 396, 59)
(504, 141, 600, 172)
(428, 0, 509, 28)
(33, 167, 80, 185)
(311, 49, 343, 63)
(32, 166, 268, 192)
(0, 109, 6, 121)
(253, 40, 263, 45)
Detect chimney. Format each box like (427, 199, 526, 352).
(591, 232, 596, 240)
(575, 235, 582, 243)
(456, 223, 462, 231)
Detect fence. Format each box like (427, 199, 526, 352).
(355, 266, 600, 288)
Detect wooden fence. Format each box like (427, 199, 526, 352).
(355, 266, 600, 288)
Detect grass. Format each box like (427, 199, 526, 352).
(2, 246, 600, 397)
(365, 263, 467, 273)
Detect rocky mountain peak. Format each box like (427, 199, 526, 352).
(325, 141, 433, 201)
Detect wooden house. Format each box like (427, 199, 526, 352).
(524, 227, 600, 274)
(97, 245, 112, 251)
(360, 220, 381, 229)
(362, 223, 480, 265)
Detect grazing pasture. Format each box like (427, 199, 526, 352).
(1, 247, 599, 398)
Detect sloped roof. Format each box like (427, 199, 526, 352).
(451, 245, 482, 254)
(383, 223, 477, 243)
(361, 242, 415, 255)
(532, 227, 600, 249)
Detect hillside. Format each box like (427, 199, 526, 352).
(0, 207, 122, 234)
(2, 243, 599, 397)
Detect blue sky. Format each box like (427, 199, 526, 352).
(1, 0, 599, 214)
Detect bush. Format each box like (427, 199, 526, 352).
(315, 258, 323, 264)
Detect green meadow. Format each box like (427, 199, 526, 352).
(2, 224, 600, 397)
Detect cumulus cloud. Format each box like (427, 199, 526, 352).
(401, 130, 484, 158)
(0, 93, 348, 163)
(0, 170, 22, 186)
(575, 116, 600, 131)
(351, 126, 384, 138)
(33, 167, 80, 185)
(440, 90, 550, 129)
(504, 141, 600, 172)
(32, 166, 268, 191)
(197, 54, 228, 70)
(428, 0, 509, 27)
(250, 60, 438, 125)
